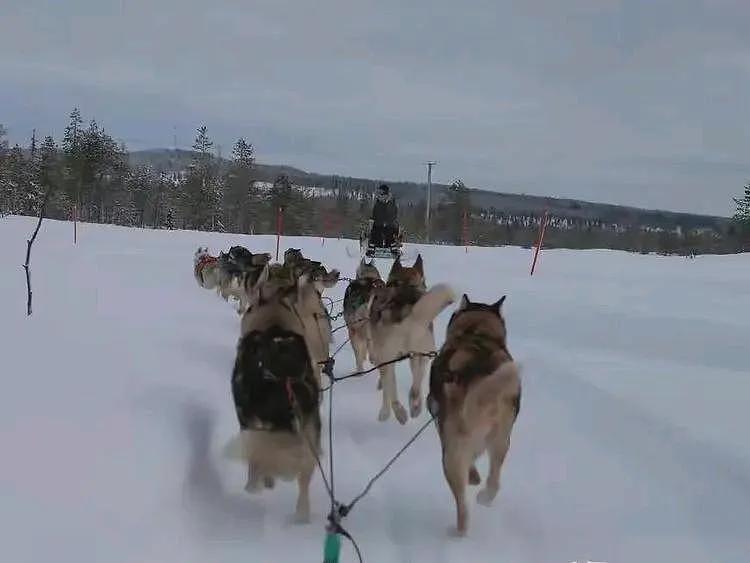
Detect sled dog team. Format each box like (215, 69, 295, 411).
(194, 245, 522, 537)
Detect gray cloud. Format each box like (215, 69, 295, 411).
(1, 0, 748, 215)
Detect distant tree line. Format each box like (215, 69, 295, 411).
(1, 110, 747, 255)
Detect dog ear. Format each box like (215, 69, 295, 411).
(391, 257, 402, 271)
(414, 254, 424, 275)
(459, 294, 471, 310)
(493, 296, 507, 314)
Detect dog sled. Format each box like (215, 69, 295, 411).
(359, 221, 405, 258)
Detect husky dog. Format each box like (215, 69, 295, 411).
(242, 263, 332, 386)
(216, 248, 272, 314)
(227, 245, 268, 269)
(194, 247, 221, 290)
(225, 269, 323, 523)
(283, 248, 340, 293)
(343, 258, 383, 371)
(368, 255, 455, 424)
(428, 295, 521, 537)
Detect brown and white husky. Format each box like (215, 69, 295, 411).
(428, 294, 521, 536)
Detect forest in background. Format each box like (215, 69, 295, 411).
(2, 110, 749, 255)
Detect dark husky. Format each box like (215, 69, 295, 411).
(428, 294, 521, 536)
(283, 247, 340, 292)
(343, 258, 383, 371)
(225, 269, 323, 523)
(213, 246, 272, 313)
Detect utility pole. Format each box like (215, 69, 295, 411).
(425, 161, 437, 243)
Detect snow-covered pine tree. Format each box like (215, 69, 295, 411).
(38, 136, 70, 219)
(22, 130, 46, 216)
(446, 179, 471, 245)
(270, 173, 305, 234)
(181, 125, 219, 230)
(733, 183, 750, 229)
(0, 145, 27, 215)
(224, 137, 261, 233)
(62, 108, 84, 214)
(0, 123, 7, 155)
(0, 125, 12, 216)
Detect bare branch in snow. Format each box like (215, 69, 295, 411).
(23, 187, 52, 316)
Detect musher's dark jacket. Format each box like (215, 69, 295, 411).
(371, 196, 398, 226)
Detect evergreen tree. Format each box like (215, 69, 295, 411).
(445, 179, 470, 244)
(2, 145, 27, 214)
(270, 173, 305, 234)
(62, 108, 84, 208)
(181, 125, 220, 229)
(733, 183, 750, 227)
(223, 137, 260, 233)
(22, 131, 45, 214)
(232, 137, 254, 167)
(0, 123, 8, 155)
(38, 136, 64, 215)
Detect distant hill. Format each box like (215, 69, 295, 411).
(128, 148, 728, 232)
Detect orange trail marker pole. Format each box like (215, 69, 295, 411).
(530, 210, 549, 277)
(275, 207, 283, 261)
(463, 209, 469, 253)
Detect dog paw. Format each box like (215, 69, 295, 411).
(393, 403, 408, 425)
(244, 481, 262, 494)
(447, 526, 467, 539)
(378, 405, 391, 422)
(289, 510, 312, 525)
(409, 391, 423, 418)
(469, 466, 481, 486)
(476, 487, 497, 507)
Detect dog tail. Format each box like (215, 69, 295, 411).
(461, 362, 522, 429)
(411, 283, 456, 325)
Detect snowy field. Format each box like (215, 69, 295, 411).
(1, 215, 749, 563)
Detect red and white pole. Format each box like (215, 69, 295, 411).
(463, 209, 469, 253)
(275, 207, 283, 261)
(530, 210, 549, 277)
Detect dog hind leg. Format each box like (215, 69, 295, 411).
(408, 355, 428, 418)
(349, 329, 367, 372)
(245, 463, 262, 494)
(377, 363, 392, 421)
(378, 363, 407, 424)
(294, 463, 314, 524)
(442, 438, 470, 536)
(477, 414, 514, 507)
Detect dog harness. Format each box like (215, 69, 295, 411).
(427, 331, 510, 418)
(195, 254, 217, 276)
(232, 327, 319, 433)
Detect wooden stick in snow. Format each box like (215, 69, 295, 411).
(23, 188, 52, 316)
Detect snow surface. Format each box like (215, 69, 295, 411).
(1, 215, 749, 563)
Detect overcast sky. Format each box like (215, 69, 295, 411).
(2, 0, 749, 215)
